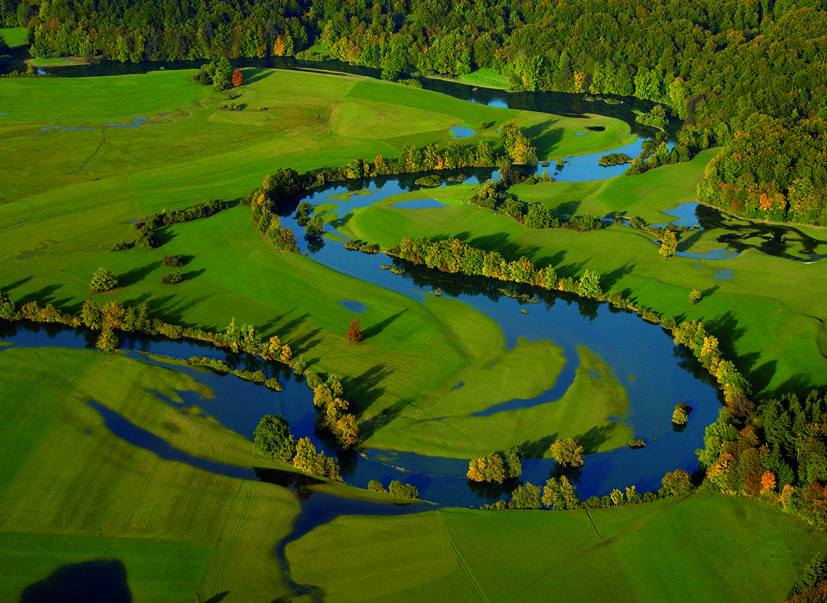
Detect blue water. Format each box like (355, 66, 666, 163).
(41, 116, 171, 133)
(104, 116, 170, 128)
(470, 98, 509, 108)
(714, 269, 734, 281)
(450, 126, 477, 139)
(574, 132, 587, 136)
(340, 299, 367, 313)
(651, 202, 701, 228)
(676, 248, 739, 260)
(392, 199, 445, 209)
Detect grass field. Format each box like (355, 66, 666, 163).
(0, 68, 643, 459)
(335, 150, 827, 395)
(454, 68, 514, 90)
(0, 27, 27, 49)
(0, 345, 307, 601)
(286, 492, 825, 601)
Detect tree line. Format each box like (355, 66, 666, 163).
(0, 288, 360, 451)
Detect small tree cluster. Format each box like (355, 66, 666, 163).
(467, 447, 522, 483)
(253, 414, 296, 462)
(311, 374, 359, 449)
(293, 437, 341, 481)
(550, 438, 585, 468)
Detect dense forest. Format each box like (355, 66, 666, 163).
(2, 0, 826, 225)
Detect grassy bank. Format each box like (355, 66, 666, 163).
(286, 492, 825, 601)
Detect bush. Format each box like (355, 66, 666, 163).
(368, 480, 387, 493)
(162, 255, 184, 267)
(162, 271, 183, 284)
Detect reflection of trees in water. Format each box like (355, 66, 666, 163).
(698, 204, 826, 260)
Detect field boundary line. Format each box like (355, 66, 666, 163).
(514, 493, 697, 601)
(438, 512, 489, 602)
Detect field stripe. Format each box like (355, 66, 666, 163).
(438, 512, 489, 602)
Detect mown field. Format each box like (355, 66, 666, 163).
(334, 150, 827, 396)
(0, 346, 301, 602)
(0, 68, 638, 458)
(287, 492, 826, 601)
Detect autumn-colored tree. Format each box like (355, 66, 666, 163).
(689, 288, 702, 304)
(467, 453, 506, 483)
(541, 475, 579, 510)
(760, 471, 777, 495)
(672, 403, 690, 425)
(279, 344, 292, 363)
(610, 488, 625, 506)
(231, 68, 243, 87)
(661, 469, 693, 497)
(96, 324, 119, 353)
(334, 413, 359, 449)
(101, 300, 125, 328)
(80, 299, 102, 330)
(346, 318, 363, 343)
(659, 229, 678, 257)
(550, 438, 585, 467)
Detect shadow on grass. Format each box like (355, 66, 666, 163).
(20, 559, 131, 603)
(362, 309, 407, 340)
(118, 263, 157, 288)
(342, 363, 392, 414)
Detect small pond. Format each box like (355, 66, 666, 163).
(449, 125, 476, 139)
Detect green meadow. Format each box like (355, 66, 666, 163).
(334, 150, 827, 395)
(287, 492, 825, 601)
(0, 27, 27, 49)
(0, 346, 302, 601)
(0, 68, 642, 459)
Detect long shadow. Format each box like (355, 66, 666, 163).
(523, 124, 564, 156)
(518, 433, 557, 459)
(341, 363, 392, 413)
(20, 559, 132, 603)
(241, 67, 275, 86)
(1, 275, 32, 292)
(599, 262, 635, 292)
(204, 592, 231, 603)
(356, 395, 411, 440)
(290, 327, 323, 356)
(118, 263, 157, 288)
(362, 309, 407, 340)
(553, 200, 582, 218)
(17, 284, 62, 306)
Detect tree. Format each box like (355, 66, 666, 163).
(253, 414, 296, 462)
(388, 480, 419, 499)
(346, 319, 362, 343)
(689, 288, 702, 304)
(659, 229, 678, 257)
(90, 266, 118, 293)
(96, 324, 118, 353)
(292, 437, 318, 474)
(231, 68, 243, 87)
(334, 414, 359, 449)
(550, 438, 585, 467)
(672, 403, 690, 425)
(578, 270, 602, 298)
(509, 482, 542, 509)
(80, 299, 102, 329)
(467, 453, 506, 483)
(661, 469, 693, 497)
(213, 56, 232, 90)
(542, 475, 579, 510)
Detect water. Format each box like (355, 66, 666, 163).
(392, 198, 445, 209)
(713, 269, 734, 281)
(659, 202, 701, 228)
(41, 116, 171, 132)
(340, 299, 368, 313)
(449, 125, 477, 139)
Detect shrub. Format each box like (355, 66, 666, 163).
(388, 480, 419, 499)
(368, 480, 387, 493)
(162, 271, 183, 284)
(162, 255, 184, 267)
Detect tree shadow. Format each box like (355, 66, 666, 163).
(600, 262, 635, 291)
(17, 283, 63, 306)
(0, 275, 32, 292)
(357, 395, 410, 440)
(518, 434, 557, 459)
(578, 424, 616, 454)
(204, 592, 231, 603)
(291, 327, 323, 356)
(153, 226, 177, 247)
(241, 68, 274, 86)
(342, 363, 391, 413)
(182, 268, 206, 281)
(362, 309, 408, 340)
(118, 263, 157, 288)
(552, 200, 581, 218)
(700, 283, 720, 298)
(523, 124, 563, 156)
(20, 559, 132, 603)
(677, 229, 704, 251)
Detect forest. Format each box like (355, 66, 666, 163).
(2, 0, 826, 225)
